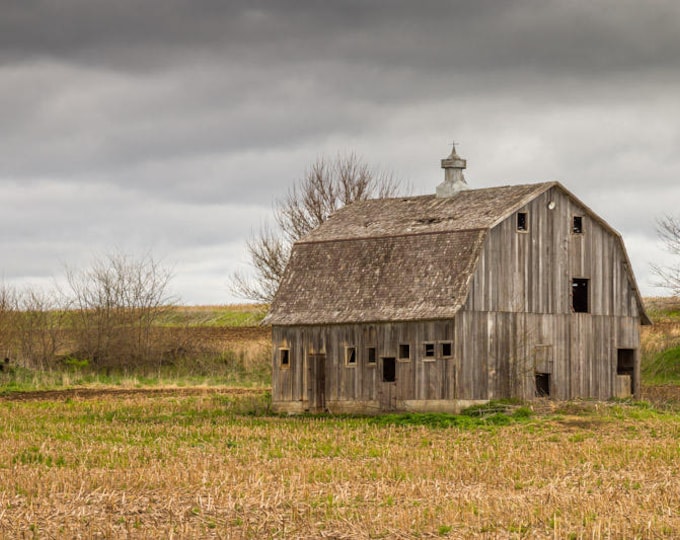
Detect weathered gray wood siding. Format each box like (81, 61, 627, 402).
(272, 321, 458, 411)
(453, 312, 640, 400)
(464, 186, 639, 317)
(461, 186, 641, 400)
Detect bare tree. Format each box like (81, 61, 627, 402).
(652, 216, 680, 297)
(65, 252, 176, 367)
(0, 283, 18, 362)
(233, 152, 405, 303)
(14, 287, 66, 370)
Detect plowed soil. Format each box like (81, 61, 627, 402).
(0, 386, 264, 402)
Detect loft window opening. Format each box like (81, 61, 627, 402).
(366, 347, 377, 365)
(398, 343, 411, 361)
(440, 341, 453, 358)
(516, 212, 528, 232)
(573, 216, 583, 234)
(279, 348, 290, 368)
(424, 342, 435, 359)
(572, 278, 589, 313)
(345, 346, 356, 366)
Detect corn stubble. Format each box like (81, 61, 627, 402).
(0, 394, 678, 539)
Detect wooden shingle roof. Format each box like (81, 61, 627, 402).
(265, 229, 486, 325)
(302, 182, 554, 243)
(264, 181, 650, 325)
(265, 183, 556, 325)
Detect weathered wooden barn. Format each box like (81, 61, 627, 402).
(264, 147, 651, 414)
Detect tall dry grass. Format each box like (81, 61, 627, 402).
(0, 393, 678, 538)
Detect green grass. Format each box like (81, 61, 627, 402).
(644, 297, 680, 322)
(642, 344, 680, 385)
(156, 305, 267, 327)
(370, 402, 533, 430)
(0, 349, 272, 393)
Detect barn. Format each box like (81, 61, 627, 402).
(263, 146, 651, 414)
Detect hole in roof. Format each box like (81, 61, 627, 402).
(415, 217, 442, 225)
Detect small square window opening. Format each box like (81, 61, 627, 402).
(440, 341, 453, 358)
(517, 212, 528, 231)
(279, 349, 290, 367)
(573, 216, 583, 234)
(366, 347, 377, 365)
(424, 342, 436, 358)
(345, 346, 356, 366)
(398, 343, 410, 360)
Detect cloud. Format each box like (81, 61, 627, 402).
(1, 1, 679, 301)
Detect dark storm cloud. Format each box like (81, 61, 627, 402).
(1, 0, 678, 301)
(4, 1, 680, 73)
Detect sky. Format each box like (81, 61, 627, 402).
(1, 0, 679, 304)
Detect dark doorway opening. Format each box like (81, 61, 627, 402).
(572, 278, 589, 313)
(617, 349, 635, 396)
(535, 373, 551, 397)
(382, 357, 396, 382)
(308, 354, 326, 412)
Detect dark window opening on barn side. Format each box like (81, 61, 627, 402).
(398, 343, 411, 361)
(279, 348, 290, 368)
(424, 342, 435, 360)
(572, 278, 589, 313)
(440, 341, 453, 358)
(536, 373, 550, 397)
(345, 346, 356, 366)
(573, 216, 583, 234)
(535, 373, 550, 397)
(516, 212, 528, 232)
(382, 357, 396, 382)
(366, 347, 377, 365)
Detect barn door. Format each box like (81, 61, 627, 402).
(379, 357, 397, 411)
(307, 354, 326, 412)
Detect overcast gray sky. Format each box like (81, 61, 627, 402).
(2, 0, 679, 304)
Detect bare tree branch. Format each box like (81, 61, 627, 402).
(232, 152, 405, 303)
(652, 215, 680, 297)
(65, 251, 176, 366)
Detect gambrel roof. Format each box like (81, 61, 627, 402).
(265, 181, 650, 326)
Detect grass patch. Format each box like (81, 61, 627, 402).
(370, 405, 533, 430)
(642, 344, 680, 384)
(156, 304, 267, 327)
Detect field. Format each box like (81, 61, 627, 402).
(0, 390, 678, 539)
(0, 302, 679, 538)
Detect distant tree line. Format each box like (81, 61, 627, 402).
(0, 252, 177, 371)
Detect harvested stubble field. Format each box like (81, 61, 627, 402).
(0, 389, 679, 539)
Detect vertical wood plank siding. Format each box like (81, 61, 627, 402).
(272, 186, 644, 411)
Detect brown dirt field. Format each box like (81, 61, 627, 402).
(4, 384, 678, 411)
(0, 386, 265, 402)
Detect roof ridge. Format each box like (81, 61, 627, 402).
(297, 226, 488, 245)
